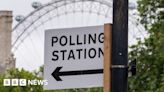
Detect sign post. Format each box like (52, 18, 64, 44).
(112, 0, 128, 92)
(103, 24, 112, 92)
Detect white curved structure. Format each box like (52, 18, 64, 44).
(12, 0, 147, 70)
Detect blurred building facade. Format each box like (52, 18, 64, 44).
(0, 11, 15, 74)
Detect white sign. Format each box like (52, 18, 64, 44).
(44, 25, 104, 90)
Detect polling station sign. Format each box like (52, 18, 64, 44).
(44, 25, 104, 90)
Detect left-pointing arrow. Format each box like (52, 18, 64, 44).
(51, 67, 103, 81)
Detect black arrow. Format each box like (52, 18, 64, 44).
(51, 67, 103, 81)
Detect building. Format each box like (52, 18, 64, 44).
(0, 11, 15, 74)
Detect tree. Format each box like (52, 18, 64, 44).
(128, 0, 164, 92)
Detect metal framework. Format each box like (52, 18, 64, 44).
(12, 0, 146, 52)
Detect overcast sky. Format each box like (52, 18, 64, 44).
(0, 0, 52, 27)
(0, 0, 50, 15)
(0, 0, 136, 19)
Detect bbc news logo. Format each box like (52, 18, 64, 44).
(3, 79, 48, 86)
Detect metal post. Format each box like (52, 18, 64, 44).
(112, 0, 128, 92)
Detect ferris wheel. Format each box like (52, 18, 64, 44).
(12, 0, 147, 71)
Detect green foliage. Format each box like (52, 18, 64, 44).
(0, 68, 55, 92)
(129, 0, 164, 92)
(137, 0, 163, 30)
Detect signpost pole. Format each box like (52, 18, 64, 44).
(103, 24, 112, 92)
(112, 0, 128, 92)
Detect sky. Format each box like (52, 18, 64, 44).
(0, 0, 137, 20)
(0, 0, 138, 71)
(0, 0, 51, 27)
(0, 0, 50, 14)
